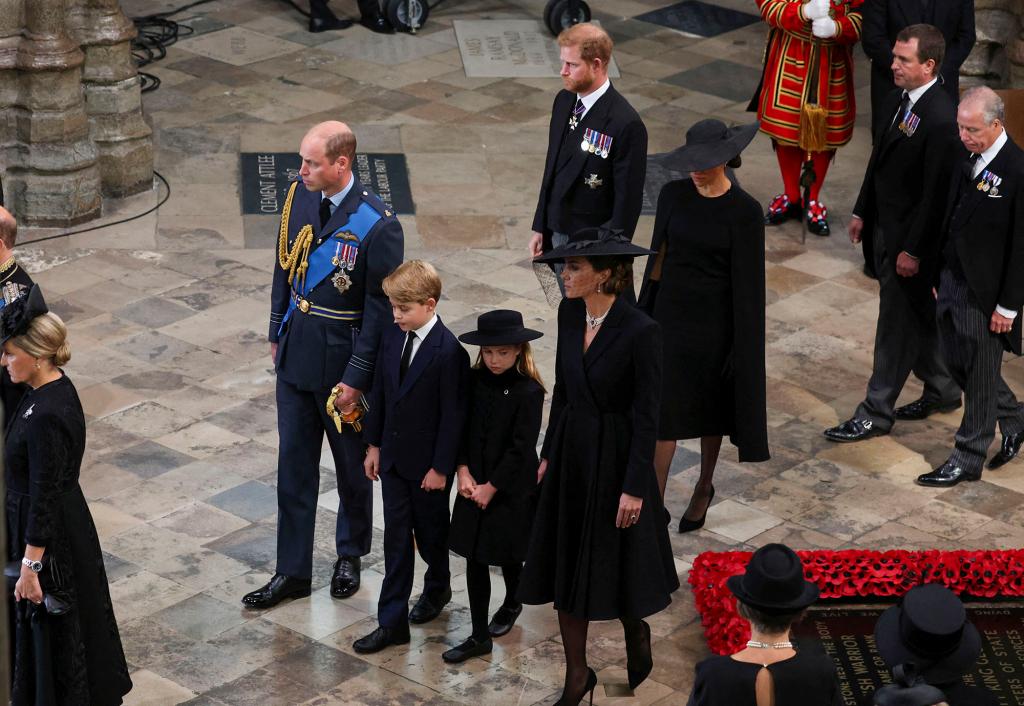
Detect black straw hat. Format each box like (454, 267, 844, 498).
(651, 118, 759, 173)
(459, 309, 543, 346)
(726, 544, 819, 614)
(533, 226, 654, 264)
(0, 285, 48, 344)
(875, 584, 981, 685)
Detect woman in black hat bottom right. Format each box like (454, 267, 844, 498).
(872, 584, 997, 706)
(638, 118, 769, 533)
(687, 544, 842, 705)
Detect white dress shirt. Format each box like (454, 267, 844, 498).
(404, 314, 438, 364)
(577, 78, 611, 120)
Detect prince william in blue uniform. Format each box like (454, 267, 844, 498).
(243, 121, 403, 609)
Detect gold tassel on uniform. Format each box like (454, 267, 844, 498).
(798, 40, 829, 153)
(277, 181, 315, 290)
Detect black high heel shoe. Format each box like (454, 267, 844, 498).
(678, 485, 715, 533)
(625, 619, 652, 690)
(554, 667, 597, 705)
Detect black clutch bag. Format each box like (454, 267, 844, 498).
(5, 560, 73, 616)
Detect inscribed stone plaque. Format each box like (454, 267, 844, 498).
(635, 0, 762, 37)
(239, 153, 414, 216)
(454, 20, 620, 78)
(178, 26, 305, 67)
(792, 606, 1024, 706)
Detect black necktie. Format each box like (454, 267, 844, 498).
(319, 197, 332, 229)
(963, 152, 980, 178)
(399, 330, 416, 382)
(889, 92, 911, 134)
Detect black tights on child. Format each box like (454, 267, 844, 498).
(465, 560, 522, 639)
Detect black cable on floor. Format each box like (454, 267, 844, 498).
(19, 172, 171, 246)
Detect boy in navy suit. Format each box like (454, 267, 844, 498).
(354, 260, 469, 654)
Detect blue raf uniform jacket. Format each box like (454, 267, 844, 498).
(269, 177, 404, 392)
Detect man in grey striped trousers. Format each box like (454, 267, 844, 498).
(918, 87, 1024, 487)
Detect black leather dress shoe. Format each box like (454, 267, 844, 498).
(824, 418, 888, 443)
(916, 462, 980, 487)
(241, 574, 311, 610)
(894, 397, 962, 421)
(488, 603, 523, 637)
(442, 635, 493, 663)
(353, 624, 410, 654)
(409, 586, 452, 624)
(331, 556, 361, 599)
(988, 431, 1024, 470)
(360, 14, 396, 34)
(309, 15, 353, 32)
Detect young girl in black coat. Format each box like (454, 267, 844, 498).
(442, 310, 545, 664)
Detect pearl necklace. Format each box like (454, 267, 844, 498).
(746, 640, 793, 649)
(585, 307, 610, 329)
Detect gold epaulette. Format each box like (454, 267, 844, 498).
(277, 181, 314, 288)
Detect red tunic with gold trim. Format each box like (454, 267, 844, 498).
(755, 0, 863, 148)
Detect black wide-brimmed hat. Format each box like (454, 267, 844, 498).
(533, 226, 654, 264)
(651, 118, 759, 173)
(459, 309, 543, 346)
(872, 664, 947, 706)
(726, 544, 820, 614)
(875, 584, 982, 685)
(0, 285, 48, 344)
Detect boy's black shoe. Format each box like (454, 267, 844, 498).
(409, 586, 452, 624)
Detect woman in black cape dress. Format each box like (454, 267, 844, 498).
(4, 287, 132, 705)
(638, 119, 769, 534)
(521, 230, 679, 704)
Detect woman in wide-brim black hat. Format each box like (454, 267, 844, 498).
(521, 226, 678, 703)
(442, 310, 546, 664)
(872, 584, 996, 706)
(637, 118, 770, 536)
(688, 544, 842, 706)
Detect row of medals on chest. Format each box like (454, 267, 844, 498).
(331, 239, 355, 293)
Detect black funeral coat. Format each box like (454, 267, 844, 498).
(519, 297, 679, 620)
(5, 375, 132, 705)
(449, 367, 544, 565)
(638, 179, 769, 462)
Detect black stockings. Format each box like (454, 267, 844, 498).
(465, 560, 522, 639)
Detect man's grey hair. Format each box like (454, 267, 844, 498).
(961, 86, 1005, 125)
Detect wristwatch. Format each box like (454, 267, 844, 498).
(21, 557, 42, 573)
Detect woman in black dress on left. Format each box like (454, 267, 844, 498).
(4, 285, 132, 705)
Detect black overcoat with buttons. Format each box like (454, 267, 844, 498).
(449, 367, 544, 565)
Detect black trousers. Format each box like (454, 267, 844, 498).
(936, 269, 1024, 474)
(275, 377, 373, 579)
(377, 469, 452, 628)
(855, 227, 959, 430)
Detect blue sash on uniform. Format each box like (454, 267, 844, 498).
(279, 201, 382, 334)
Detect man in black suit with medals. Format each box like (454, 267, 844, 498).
(917, 87, 1024, 487)
(825, 25, 961, 444)
(0, 206, 35, 417)
(243, 121, 404, 607)
(527, 23, 647, 286)
(861, 0, 975, 139)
